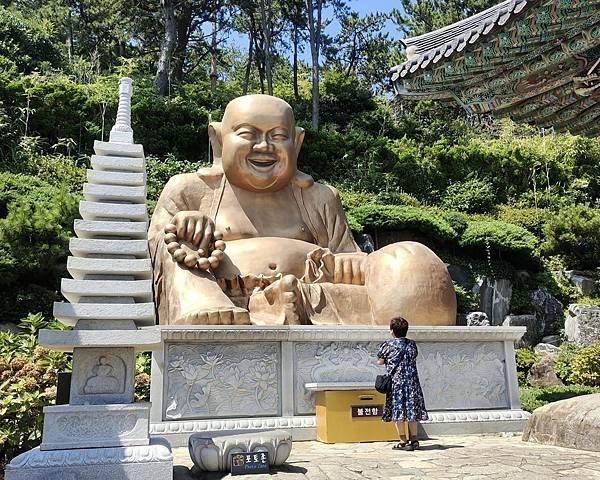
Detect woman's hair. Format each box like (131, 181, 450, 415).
(390, 316, 409, 337)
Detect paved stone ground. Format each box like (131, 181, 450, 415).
(172, 433, 600, 479)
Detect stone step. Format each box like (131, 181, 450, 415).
(83, 183, 146, 203)
(94, 140, 144, 158)
(69, 238, 149, 258)
(79, 201, 148, 222)
(87, 169, 145, 186)
(74, 219, 148, 239)
(38, 328, 162, 351)
(61, 279, 153, 303)
(67, 257, 152, 280)
(91, 155, 145, 172)
(53, 302, 156, 327)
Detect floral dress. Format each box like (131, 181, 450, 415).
(377, 337, 428, 422)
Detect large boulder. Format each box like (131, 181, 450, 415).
(446, 264, 472, 289)
(475, 277, 512, 326)
(530, 288, 563, 337)
(526, 355, 563, 387)
(503, 314, 539, 348)
(523, 394, 600, 451)
(565, 304, 600, 346)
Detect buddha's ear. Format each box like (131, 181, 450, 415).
(208, 122, 223, 164)
(294, 126, 305, 158)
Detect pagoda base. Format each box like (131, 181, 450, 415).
(4, 438, 173, 480)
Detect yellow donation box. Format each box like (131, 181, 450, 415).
(310, 383, 398, 443)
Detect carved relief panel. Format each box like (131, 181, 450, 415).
(293, 341, 508, 414)
(294, 342, 382, 415)
(164, 342, 280, 420)
(70, 347, 135, 405)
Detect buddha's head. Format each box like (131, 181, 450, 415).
(209, 95, 305, 192)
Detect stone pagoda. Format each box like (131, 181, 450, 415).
(5, 78, 173, 480)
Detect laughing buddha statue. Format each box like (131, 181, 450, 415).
(148, 95, 456, 326)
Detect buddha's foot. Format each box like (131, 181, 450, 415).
(174, 306, 250, 325)
(249, 274, 304, 325)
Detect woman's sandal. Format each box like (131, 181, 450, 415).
(405, 440, 420, 451)
(392, 441, 408, 450)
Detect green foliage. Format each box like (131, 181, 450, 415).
(349, 203, 457, 242)
(454, 283, 477, 313)
(460, 220, 538, 261)
(515, 348, 539, 385)
(542, 205, 600, 269)
(520, 384, 600, 412)
(0, 172, 78, 281)
(0, 314, 69, 467)
(496, 205, 547, 238)
(135, 353, 151, 402)
(554, 342, 580, 383)
(441, 177, 495, 214)
(0, 6, 61, 73)
(569, 343, 600, 386)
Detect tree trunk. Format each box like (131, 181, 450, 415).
(243, 31, 253, 95)
(259, 0, 273, 95)
(293, 22, 299, 100)
(210, 13, 218, 93)
(171, 3, 193, 84)
(155, 0, 176, 96)
(305, 0, 322, 129)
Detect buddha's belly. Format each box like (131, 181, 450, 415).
(213, 237, 319, 279)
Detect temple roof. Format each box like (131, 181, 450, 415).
(391, 0, 600, 135)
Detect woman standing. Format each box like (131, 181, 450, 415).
(377, 316, 428, 451)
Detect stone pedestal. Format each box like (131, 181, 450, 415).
(149, 325, 529, 446)
(5, 439, 172, 480)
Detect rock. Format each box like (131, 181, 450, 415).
(534, 343, 560, 356)
(0, 322, 19, 333)
(526, 355, 563, 387)
(530, 288, 563, 336)
(189, 430, 292, 472)
(475, 277, 512, 326)
(503, 314, 540, 348)
(559, 270, 597, 296)
(446, 264, 472, 289)
(541, 335, 561, 346)
(523, 394, 600, 451)
(466, 311, 489, 326)
(565, 304, 600, 346)
(355, 233, 375, 253)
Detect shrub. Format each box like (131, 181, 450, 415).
(135, 353, 151, 402)
(515, 348, 539, 385)
(569, 343, 600, 386)
(0, 172, 78, 288)
(349, 203, 457, 242)
(496, 205, 547, 238)
(554, 342, 580, 383)
(441, 177, 495, 214)
(542, 205, 600, 269)
(460, 220, 538, 261)
(520, 384, 600, 412)
(454, 283, 478, 313)
(0, 314, 69, 467)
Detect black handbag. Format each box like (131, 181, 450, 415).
(375, 359, 401, 394)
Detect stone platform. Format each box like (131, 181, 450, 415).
(172, 434, 600, 479)
(149, 325, 528, 446)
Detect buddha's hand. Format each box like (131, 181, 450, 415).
(163, 211, 226, 270)
(333, 252, 367, 285)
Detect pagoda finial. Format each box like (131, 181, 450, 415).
(109, 77, 134, 143)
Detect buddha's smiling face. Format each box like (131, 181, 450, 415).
(220, 95, 299, 192)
